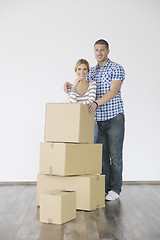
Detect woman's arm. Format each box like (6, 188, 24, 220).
(88, 80, 96, 103)
(68, 87, 77, 103)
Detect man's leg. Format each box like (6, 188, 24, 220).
(94, 123, 98, 143)
(97, 121, 111, 194)
(107, 113, 125, 195)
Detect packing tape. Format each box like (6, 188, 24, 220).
(49, 166, 53, 175)
(61, 103, 65, 107)
(96, 175, 100, 181)
(48, 218, 53, 224)
(51, 143, 54, 148)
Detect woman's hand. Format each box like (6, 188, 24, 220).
(64, 82, 72, 94)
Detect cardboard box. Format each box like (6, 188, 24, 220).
(40, 190, 76, 224)
(44, 103, 94, 143)
(40, 142, 102, 176)
(37, 174, 105, 211)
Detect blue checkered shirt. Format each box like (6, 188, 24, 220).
(87, 59, 125, 121)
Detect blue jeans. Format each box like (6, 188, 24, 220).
(97, 113, 125, 194)
(94, 123, 98, 143)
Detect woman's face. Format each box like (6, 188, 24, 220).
(75, 64, 88, 80)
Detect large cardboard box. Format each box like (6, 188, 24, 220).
(40, 142, 102, 176)
(44, 103, 94, 143)
(37, 174, 105, 211)
(40, 190, 76, 224)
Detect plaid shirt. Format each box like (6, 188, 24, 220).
(87, 59, 125, 121)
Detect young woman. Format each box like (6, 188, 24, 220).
(67, 59, 96, 104)
(67, 59, 98, 142)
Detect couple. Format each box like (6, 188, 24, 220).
(64, 39, 125, 201)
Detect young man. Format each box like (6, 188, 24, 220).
(64, 39, 125, 201)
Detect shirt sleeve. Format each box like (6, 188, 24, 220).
(88, 80, 96, 103)
(112, 64, 125, 81)
(87, 67, 94, 81)
(67, 87, 77, 103)
(86, 72, 90, 81)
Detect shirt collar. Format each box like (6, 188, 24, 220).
(95, 58, 111, 70)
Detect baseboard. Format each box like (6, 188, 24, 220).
(123, 181, 160, 185)
(0, 181, 37, 185)
(0, 181, 160, 185)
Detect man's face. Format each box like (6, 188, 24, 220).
(94, 44, 109, 64)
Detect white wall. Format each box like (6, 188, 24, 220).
(0, 0, 160, 181)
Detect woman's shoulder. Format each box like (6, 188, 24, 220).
(89, 80, 96, 87)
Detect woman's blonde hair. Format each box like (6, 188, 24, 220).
(75, 59, 90, 72)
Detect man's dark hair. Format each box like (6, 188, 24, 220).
(94, 39, 109, 50)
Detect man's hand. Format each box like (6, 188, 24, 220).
(64, 82, 72, 94)
(88, 102, 97, 114)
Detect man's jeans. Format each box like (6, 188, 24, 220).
(94, 123, 98, 143)
(97, 113, 125, 195)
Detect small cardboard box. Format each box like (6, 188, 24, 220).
(40, 190, 76, 224)
(37, 174, 105, 211)
(40, 142, 102, 176)
(44, 103, 94, 143)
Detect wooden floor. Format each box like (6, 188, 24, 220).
(0, 185, 160, 240)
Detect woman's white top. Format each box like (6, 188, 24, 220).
(68, 80, 96, 104)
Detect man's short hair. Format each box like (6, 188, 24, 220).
(94, 39, 109, 50)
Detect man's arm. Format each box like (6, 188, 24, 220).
(88, 80, 122, 113)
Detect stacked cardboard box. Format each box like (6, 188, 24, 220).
(40, 190, 76, 224)
(37, 103, 105, 224)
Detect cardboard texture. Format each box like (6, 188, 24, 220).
(40, 190, 76, 224)
(39, 142, 102, 176)
(37, 174, 105, 211)
(44, 103, 94, 143)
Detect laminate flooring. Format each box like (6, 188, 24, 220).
(0, 184, 160, 240)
